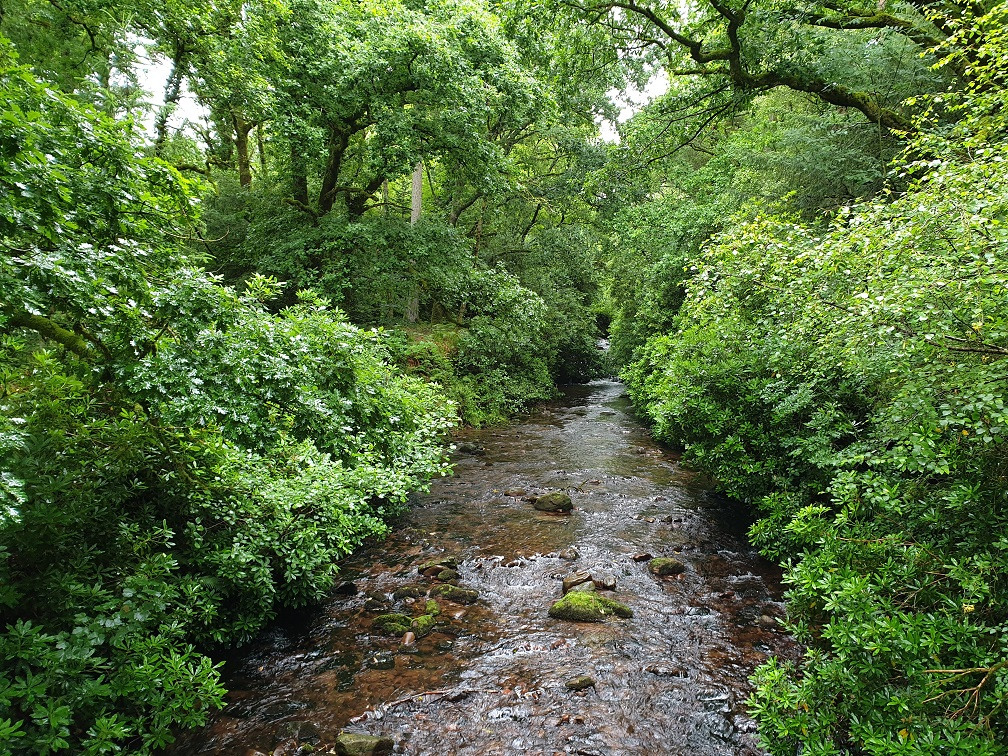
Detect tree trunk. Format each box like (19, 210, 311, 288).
(410, 162, 423, 225)
(256, 124, 267, 175)
(318, 127, 350, 214)
(233, 114, 254, 188)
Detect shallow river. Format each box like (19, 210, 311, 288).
(172, 380, 798, 755)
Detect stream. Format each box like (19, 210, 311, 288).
(170, 379, 799, 755)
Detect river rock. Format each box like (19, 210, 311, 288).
(533, 491, 573, 513)
(648, 557, 686, 577)
(334, 581, 358, 596)
(565, 675, 596, 692)
(371, 613, 412, 636)
(592, 573, 617, 591)
(436, 568, 460, 582)
(454, 441, 485, 456)
(365, 652, 395, 670)
(504, 488, 526, 497)
(273, 720, 320, 747)
(401, 631, 416, 646)
(632, 552, 653, 562)
(568, 581, 597, 594)
(392, 585, 424, 601)
(562, 571, 593, 594)
(548, 592, 633, 622)
(333, 732, 394, 756)
(430, 584, 479, 604)
(417, 555, 459, 577)
(559, 547, 580, 560)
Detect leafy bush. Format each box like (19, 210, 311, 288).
(624, 6, 1008, 752)
(0, 50, 453, 754)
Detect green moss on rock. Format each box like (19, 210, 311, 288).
(372, 613, 412, 636)
(648, 557, 686, 577)
(548, 592, 632, 622)
(430, 584, 479, 604)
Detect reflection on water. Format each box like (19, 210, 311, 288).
(169, 380, 798, 755)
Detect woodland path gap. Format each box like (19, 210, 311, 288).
(170, 380, 798, 755)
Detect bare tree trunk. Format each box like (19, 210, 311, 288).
(406, 162, 424, 323)
(410, 162, 423, 225)
(381, 180, 389, 215)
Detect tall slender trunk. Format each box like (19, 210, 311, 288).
(233, 114, 254, 188)
(410, 162, 423, 225)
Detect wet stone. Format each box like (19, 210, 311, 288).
(273, 720, 320, 747)
(365, 652, 395, 670)
(416, 555, 459, 574)
(592, 573, 617, 591)
(565, 676, 596, 692)
(371, 613, 411, 636)
(649, 557, 686, 577)
(454, 441, 485, 456)
(548, 592, 633, 622)
(392, 585, 424, 601)
(503, 489, 526, 497)
(333, 581, 358, 597)
(430, 584, 479, 604)
(436, 568, 460, 582)
(559, 547, 580, 561)
(533, 491, 573, 513)
(632, 552, 653, 562)
(562, 571, 593, 594)
(332, 732, 394, 756)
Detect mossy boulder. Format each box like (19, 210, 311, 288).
(411, 613, 438, 639)
(425, 599, 440, 616)
(334, 732, 394, 755)
(430, 584, 479, 604)
(648, 557, 686, 577)
(417, 555, 459, 576)
(371, 613, 412, 636)
(534, 491, 573, 513)
(392, 585, 424, 601)
(436, 568, 460, 582)
(548, 592, 632, 622)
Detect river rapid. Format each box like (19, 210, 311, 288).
(171, 380, 798, 755)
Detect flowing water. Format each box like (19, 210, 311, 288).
(171, 380, 798, 755)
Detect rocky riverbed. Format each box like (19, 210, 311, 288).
(168, 380, 799, 755)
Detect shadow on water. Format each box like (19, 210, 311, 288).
(169, 380, 799, 756)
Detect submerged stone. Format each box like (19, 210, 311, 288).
(417, 555, 459, 575)
(534, 491, 573, 513)
(548, 592, 633, 622)
(648, 557, 686, 577)
(565, 675, 596, 692)
(333, 732, 394, 756)
(430, 584, 479, 604)
(436, 568, 460, 582)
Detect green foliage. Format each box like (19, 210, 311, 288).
(0, 47, 453, 754)
(623, 5, 1008, 748)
